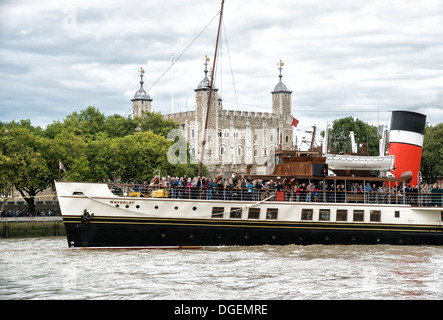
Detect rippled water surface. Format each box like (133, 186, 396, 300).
(0, 237, 442, 300)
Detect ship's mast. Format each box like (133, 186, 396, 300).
(198, 0, 225, 177)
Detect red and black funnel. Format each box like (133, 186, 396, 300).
(388, 110, 426, 186)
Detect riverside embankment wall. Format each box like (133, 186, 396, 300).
(0, 217, 65, 238)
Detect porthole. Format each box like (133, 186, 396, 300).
(325, 236, 329, 241)
(175, 206, 178, 210)
(125, 205, 129, 208)
(351, 236, 356, 241)
(192, 207, 197, 211)
(115, 204, 119, 208)
(161, 233, 166, 238)
(244, 235, 249, 239)
(136, 205, 140, 209)
(155, 206, 159, 209)
(272, 235, 276, 240)
(189, 234, 194, 239)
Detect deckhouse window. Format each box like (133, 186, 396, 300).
(370, 210, 381, 222)
(319, 209, 330, 221)
(211, 207, 224, 218)
(230, 207, 242, 219)
(353, 210, 364, 222)
(301, 209, 313, 220)
(248, 208, 260, 219)
(266, 208, 278, 220)
(336, 209, 348, 222)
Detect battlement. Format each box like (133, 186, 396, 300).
(220, 110, 275, 119)
(163, 110, 196, 120)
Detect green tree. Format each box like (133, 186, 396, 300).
(109, 131, 172, 183)
(84, 132, 114, 182)
(421, 123, 443, 183)
(0, 106, 206, 210)
(103, 114, 137, 138)
(46, 107, 137, 140)
(0, 127, 53, 213)
(321, 117, 380, 156)
(136, 111, 179, 137)
(50, 130, 90, 181)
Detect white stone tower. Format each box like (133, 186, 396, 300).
(272, 60, 292, 115)
(132, 67, 152, 118)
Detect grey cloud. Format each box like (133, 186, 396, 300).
(0, 0, 442, 129)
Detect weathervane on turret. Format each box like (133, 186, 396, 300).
(203, 55, 210, 72)
(278, 60, 284, 80)
(203, 55, 210, 87)
(139, 67, 145, 85)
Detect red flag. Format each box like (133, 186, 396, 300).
(291, 117, 299, 127)
(59, 161, 66, 172)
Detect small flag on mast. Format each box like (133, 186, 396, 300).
(59, 161, 66, 172)
(291, 117, 299, 128)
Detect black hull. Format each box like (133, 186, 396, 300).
(63, 216, 443, 248)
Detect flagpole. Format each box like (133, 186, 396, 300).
(58, 159, 61, 181)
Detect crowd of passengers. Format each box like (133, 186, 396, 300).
(110, 176, 443, 206)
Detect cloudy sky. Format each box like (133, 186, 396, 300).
(1, 0, 442, 141)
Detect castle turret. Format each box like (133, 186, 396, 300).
(271, 61, 294, 150)
(132, 67, 152, 118)
(272, 60, 292, 116)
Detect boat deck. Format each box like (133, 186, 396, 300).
(108, 184, 443, 208)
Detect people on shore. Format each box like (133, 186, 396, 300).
(0, 209, 58, 218)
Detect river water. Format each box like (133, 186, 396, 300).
(0, 237, 442, 300)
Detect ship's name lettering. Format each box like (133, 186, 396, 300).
(110, 200, 135, 205)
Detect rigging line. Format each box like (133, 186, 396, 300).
(222, 20, 239, 110)
(124, 11, 221, 116)
(146, 11, 220, 93)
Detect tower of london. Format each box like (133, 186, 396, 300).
(131, 59, 295, 177)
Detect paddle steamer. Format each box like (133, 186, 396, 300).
(55, 1, 442, 248)
(55, 107, 443, 248)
